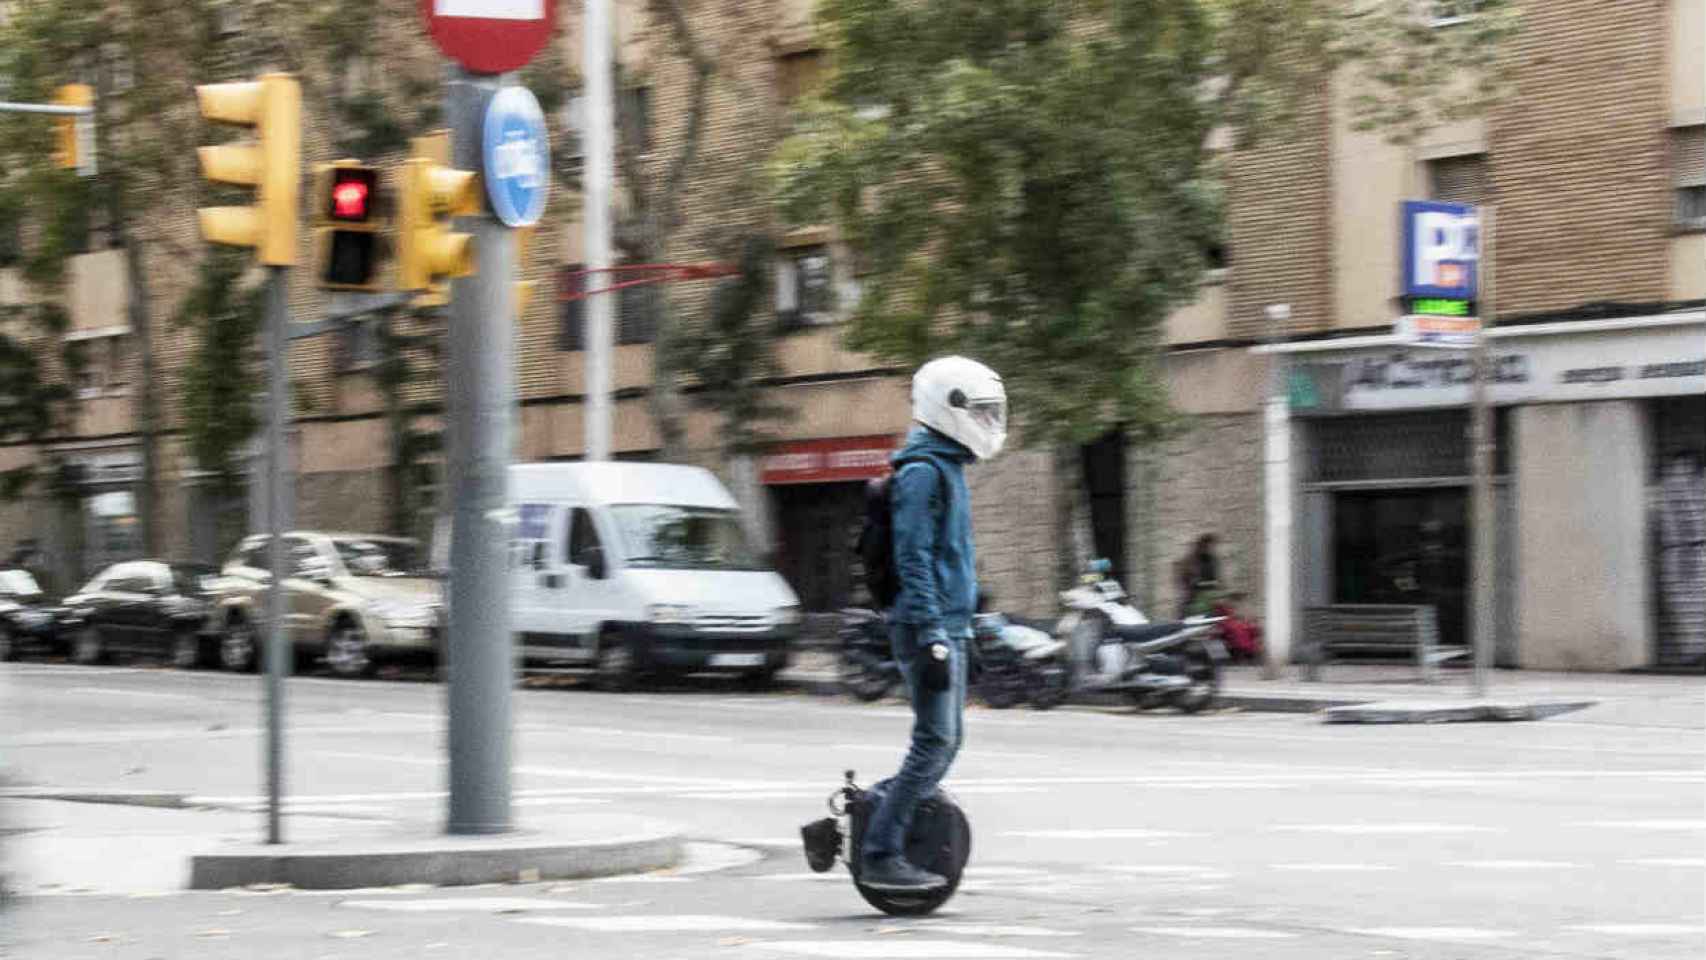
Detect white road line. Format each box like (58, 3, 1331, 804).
(1620, 858, 1706, 868)
(1003, 829, 1198, 840)
(1274, 823, 1501, 835)
(1349, 927, 1513, 942)
(1565, 924, 1706, 936)
(750, 943, 1076, 959)
(585, 874, 694, 884)
(753, 873, 843, 883)
(516, 915, 815, 931)
(339, 898, 599, 913)
(724, 837, 803, 848)
(1130, 926, 1296, 940)
(923, 925, 1079, 938)
(677, 791, 824, 801)
(1448, 860, 1584, 870)
(67, 686, 206, 701)
(1269, 863, 1399, 873)
(1096, 865, 1228, 878)
(1572, 819, 1706, 831)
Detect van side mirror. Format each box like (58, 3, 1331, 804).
(529, 542, 547, 571)
(584, 546, 607, 581)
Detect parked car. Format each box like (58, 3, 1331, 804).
(215, 531, 441, 677)
(59, 561, 223, 668)
(0, 568, 65, 661)
(439, 462, 801, 690)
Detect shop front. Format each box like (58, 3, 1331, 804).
(1275, 310, 1705, 671)
(761, 435, 899, 612)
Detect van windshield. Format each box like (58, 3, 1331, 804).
(608, 505, 764, 571)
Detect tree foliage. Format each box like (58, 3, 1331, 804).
(772, 0, 1517, 448)
(174, 249, 261, 493)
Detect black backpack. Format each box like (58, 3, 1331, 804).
(855, 457, 943, 609)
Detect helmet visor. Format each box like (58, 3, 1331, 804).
(967, 399, 1006, 433)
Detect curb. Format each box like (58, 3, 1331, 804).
(778, 670, 1370, 715)
(1322, 700, 1597, 724)
(188, 825, 684, 890)
(0, 788, 188, 809)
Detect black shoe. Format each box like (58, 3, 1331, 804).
(860, 855, 947, 892)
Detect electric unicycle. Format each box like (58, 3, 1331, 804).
(800, 770, 972, 916)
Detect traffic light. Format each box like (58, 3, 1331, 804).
(311, 161, 385, 291)
(195, 73, 300, 266)
(52, 84, 94, 175)
(397, 132, 478, 306)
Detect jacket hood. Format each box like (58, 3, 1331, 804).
(894, 425, 974, 466)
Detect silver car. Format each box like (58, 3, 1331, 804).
(215, 532, 441, 677)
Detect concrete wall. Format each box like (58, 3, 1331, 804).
(1672, 235, 1706, 301)
(1515, 401, 1652, 670)
(1673, 0, 1705, 124)
(966, 445, 1060, 622)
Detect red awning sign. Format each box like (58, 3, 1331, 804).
(761, 435, 900, 486)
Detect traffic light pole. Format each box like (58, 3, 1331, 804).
(262, 265, 293, 845)
(442, 68, 515, 835)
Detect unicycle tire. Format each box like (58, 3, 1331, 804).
(847, 779, 972, 916)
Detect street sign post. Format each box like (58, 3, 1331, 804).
(481, 86, 550, 227)
(420, 0, 557, 75)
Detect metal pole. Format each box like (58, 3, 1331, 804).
(443, 69, 515, 835)
(1262, 303, 1293, 680)
(1469, 206, 1497, 697)
(583, 0, 615, 462)
(0, 101, 93, 115)
(262, 265, 292, 845)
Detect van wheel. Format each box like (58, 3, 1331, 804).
(326, 620, 376, 679)
(594, 633, 638, 693)
(0, 625, 17, 662)
(221, 618, 259, 673)
(73, 626, 106, 665)
(171, 631, 205, 670)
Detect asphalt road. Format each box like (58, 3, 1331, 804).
(2, 660, 1702, 959)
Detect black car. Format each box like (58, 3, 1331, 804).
(0, 568, 65, 661)
(61, 561, 224, 668)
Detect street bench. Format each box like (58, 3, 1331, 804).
(1301, 604, 1467, 683)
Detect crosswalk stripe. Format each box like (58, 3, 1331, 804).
(749, 942, 1076, 958)
(1564, 924, 1705, 936)
(1130, 926, 1296, 939)
(516, 915, 816, 932)
(339, 898, 598, 913)
(1349, 927, 1513, 941)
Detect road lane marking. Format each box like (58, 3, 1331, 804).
(1130, 926, 1296, 939)
(1269, 863, 1399, 873)
(1002, 829, 1199, 840)
(67, 687, 207, 701)
(1349, 927, 1513, 941)
(339, 898, 599, 913)
(749, 943, 1075, 959)
(1274, 823, 1501, 835)
(1447, 860, 1584, 870)
(1096, 865, 1229, 878)
(1565, 924, 1706, 936)
(517, 915, 814, 931)
(753, 873, 844, 883)
(924, 925, 1080, 938)
(1620, 858, 1706, 868)
(1572, 819, 1706, 830)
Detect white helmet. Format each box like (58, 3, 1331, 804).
(911, 356, 1008, 460)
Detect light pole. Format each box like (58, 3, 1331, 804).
(1262, 302, 1293, 681)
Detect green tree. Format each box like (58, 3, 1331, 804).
(773, 0, 1516, 587)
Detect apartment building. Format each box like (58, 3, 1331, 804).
(0, 0, 1698, 668)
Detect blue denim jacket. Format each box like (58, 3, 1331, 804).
(888, 426, 977, 637)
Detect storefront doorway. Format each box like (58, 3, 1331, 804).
(1333, 488, 1469, 650)
(761, 435, 900, 613)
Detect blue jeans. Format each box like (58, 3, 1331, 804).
(861, 622, 968, 865)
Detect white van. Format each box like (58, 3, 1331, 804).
(448, 462, 801, 689)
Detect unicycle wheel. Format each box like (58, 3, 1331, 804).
(848, 782, 973, 917)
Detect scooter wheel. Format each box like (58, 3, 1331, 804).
(849, 783, 973, 917)
(1173, 647, 1221, 714)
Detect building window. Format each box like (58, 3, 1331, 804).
(1428, 153, 1488, 206)
(776, 49, 825, 105)
(1430, 0, 1487, 27)
(619, 85, 652, 154)
(69, 332, 130, 398)
(776, 244, 838, 330)
(1673, 126, 1706, 232)
(334, 317, 379, 372)
(557, 264, 657, 349)
(559, 264, 586, 351)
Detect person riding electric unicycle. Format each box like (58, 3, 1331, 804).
(801, 356, 1007, 915)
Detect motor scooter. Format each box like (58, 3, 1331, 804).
(971, 611, 1071, 710)
(1056, 559, 1228, 713)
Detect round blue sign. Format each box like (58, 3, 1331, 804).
(482, 86, 551, 228)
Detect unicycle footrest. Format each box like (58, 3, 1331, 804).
(800, 817, 841, 873)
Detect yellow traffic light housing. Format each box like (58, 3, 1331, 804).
(311, 161, 386, 291)
(52, 84, 94, 174)
(195, 73, 300, 266)
(397, 133, 478, 306)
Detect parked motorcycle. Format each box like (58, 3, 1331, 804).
(837, 607, 900, 702)
(971, 611, 1071, 710)
(1056, 559, 1227, 713)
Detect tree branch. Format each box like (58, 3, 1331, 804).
(650, 0, 715, 230)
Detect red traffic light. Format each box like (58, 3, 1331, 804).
(325, 167, 378, 223)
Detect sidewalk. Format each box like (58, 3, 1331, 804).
(778, 649, 1705, 726)
(0, 796, 683, 895)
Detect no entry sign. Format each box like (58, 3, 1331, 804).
(421, 0, 558, 75)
